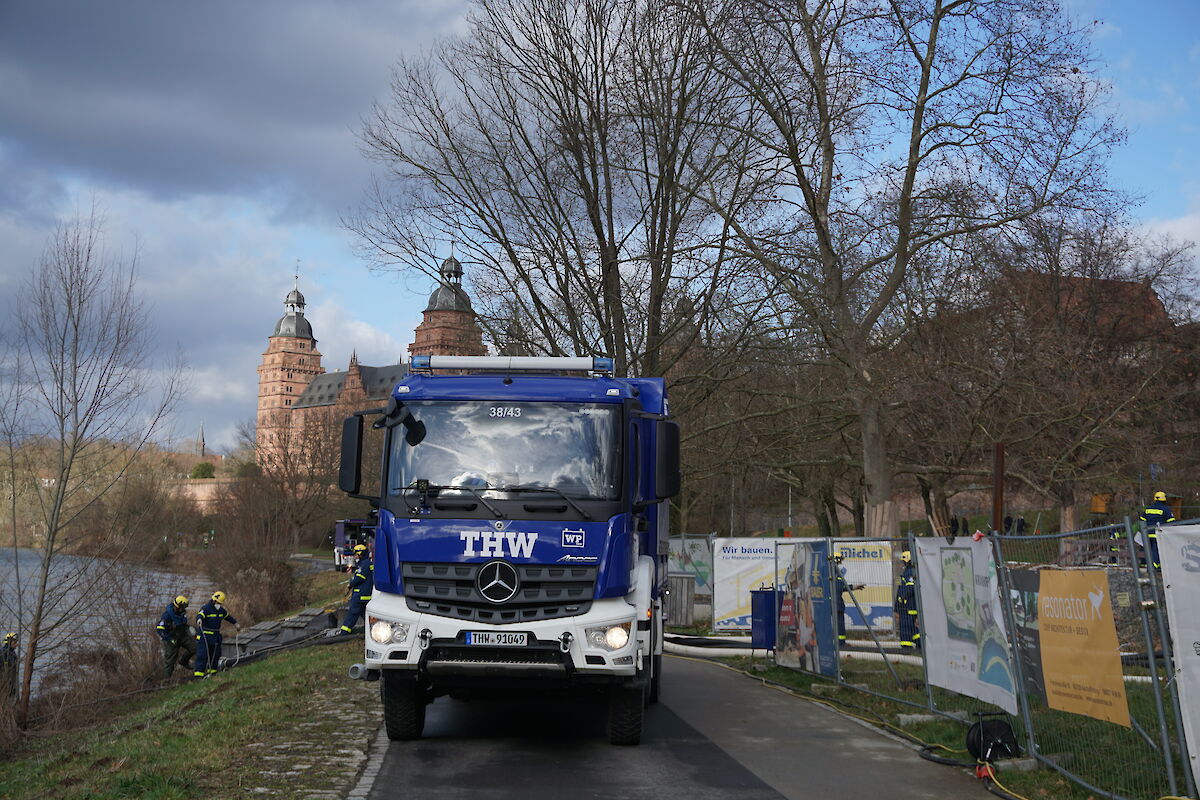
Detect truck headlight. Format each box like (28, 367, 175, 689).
(585, 622, 631, 651)
(369, 619, 410, 644)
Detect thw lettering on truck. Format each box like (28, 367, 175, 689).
(460, 530, 538, 558)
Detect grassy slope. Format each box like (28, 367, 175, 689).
(0, 638, 375, 800)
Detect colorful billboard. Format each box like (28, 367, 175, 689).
(712, 538, 790, 631)
(916, 537, 1017, 714)
(775, 541, 837, 676)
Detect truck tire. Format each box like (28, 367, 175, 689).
(648, 654, 662, 705)
(607, 683, 644, 745)
(381, 672, 426, 741)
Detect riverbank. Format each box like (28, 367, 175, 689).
(0, 637, 380, 799)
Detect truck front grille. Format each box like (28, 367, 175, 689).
(402, 562, 597, 623)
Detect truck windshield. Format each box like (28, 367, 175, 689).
(387, 401, 621, 501)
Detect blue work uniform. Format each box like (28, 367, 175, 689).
(895, 562, 920, 649)
(1139, 501, 1175, 570)
(1, 642, 17, 699)
(833, 567, 849, 643)
(156, 603, 196, 678)
(193, 600, 237, 677)
(340, 555, 374, 634)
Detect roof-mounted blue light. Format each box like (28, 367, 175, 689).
(410, 355, 432, 372)
(592, 357, 614, 375)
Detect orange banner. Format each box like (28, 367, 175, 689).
(1037, 569, 1130, 727)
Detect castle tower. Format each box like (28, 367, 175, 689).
(409, 256, 487, 357)
(256, 285, 325, 461)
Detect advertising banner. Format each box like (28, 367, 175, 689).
(830, 539, 896, 632)
(1157, 525, 1200, 773)
(668, 536, 713, 597)
(775, 541, 836, 676)
(1006, 568, 1046, 701)
(1036, 569, 1130, 727)
(712, 538, 789, 631)
(916, 537, 1017, 714)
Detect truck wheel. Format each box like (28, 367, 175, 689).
(381, 672, 426, 741)
(607, 683, 644, 745)
(647, 654, 662, 705)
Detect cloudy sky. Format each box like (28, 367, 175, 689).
(0, 0, 1197, 453)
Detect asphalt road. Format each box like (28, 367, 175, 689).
(364, 656, 980, 799)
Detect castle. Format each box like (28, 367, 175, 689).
(255, 256, 486, 462)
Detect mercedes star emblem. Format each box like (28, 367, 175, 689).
(477, 560, 519, 604)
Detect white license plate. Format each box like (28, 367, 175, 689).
(465, 631, 528, 646)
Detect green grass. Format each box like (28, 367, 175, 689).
(0, 640, 374, 800)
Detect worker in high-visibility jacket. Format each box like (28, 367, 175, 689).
(1139, 491, 1175, 570)
(193, 591, 239, 677)
(340, 544, 373, 635)
(156, 595, 196, 679)
(831, 553, 865, 645)
(894, 551, 920, 650)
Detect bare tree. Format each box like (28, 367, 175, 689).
(351, 0, 775, 389)
(687, 0, 1121, 532)
(3, 207, 180, 724)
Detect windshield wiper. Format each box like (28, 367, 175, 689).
(500, 485, 592, 521)
(394, 483, 506, 519)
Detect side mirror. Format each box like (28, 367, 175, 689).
(382, 397, 426, 445)
(656, 421, 680, 500)
(339, 416, 363, 495)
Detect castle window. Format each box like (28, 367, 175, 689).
(285, 399, 292, 406)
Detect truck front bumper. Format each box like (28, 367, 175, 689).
(359, 593, 640, 680)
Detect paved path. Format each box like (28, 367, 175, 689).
(361, 656, 980, 799)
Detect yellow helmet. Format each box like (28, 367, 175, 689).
(174, 595, 188, 607)
(832, 552, 844, 562)
(1154, 491, 1167, 502)
(353, 544, 369, 555)
(212, 591, 227, 604)
(901, 550, 912, 563)
(3, 632, 16, 643)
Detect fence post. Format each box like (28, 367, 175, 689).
(990, 532, 1039, 759)
(1125, 517, 1180, 797)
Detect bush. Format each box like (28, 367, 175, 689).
(190, 462, 216, 479)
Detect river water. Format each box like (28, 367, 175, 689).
(0, 547, 213, 693)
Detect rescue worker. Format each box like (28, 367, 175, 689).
(156, 595, 196, 679)
(340, 544, 373, 635)
(1139, 491, 1175, 570)
(831, 553, 865, 645)
(1, 632, 18, 700)
(894, 551, 920, 650)
(193, 591, 239, 678)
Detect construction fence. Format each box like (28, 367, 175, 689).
(759, 523, 1196, 800)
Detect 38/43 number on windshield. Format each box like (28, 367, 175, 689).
(489, 407, 522, 417)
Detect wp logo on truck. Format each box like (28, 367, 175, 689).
(460, 530, 538, 558)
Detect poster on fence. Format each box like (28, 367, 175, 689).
(830, 539, 896, 632)
(712, 538, 789, 631)
(775, 541, 837, 676)
(669, 536, 713, 597)
(1006, 568, 1046, 701)
(1036, 569, 1130, 727)
(916, 537, 1017, 714)
(1157, 525, 1200, 772)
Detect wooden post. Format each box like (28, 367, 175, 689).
(992, 442, 1005, 533)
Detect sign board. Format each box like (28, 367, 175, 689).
(1036, 569, 1129, 726)
(712, 538, 789, 631)
(775, 541, 836, 676)
(1158, 525, 1200, 773)
(830, 539, 895, 632)
(668, 536, 713, 596)
(916, 537, 1017, 714)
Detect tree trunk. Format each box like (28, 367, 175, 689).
(1058, 487, 1078, 533)
(857, 395, 894, 536)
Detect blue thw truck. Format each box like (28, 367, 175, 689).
(342, 355, 680, 745)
